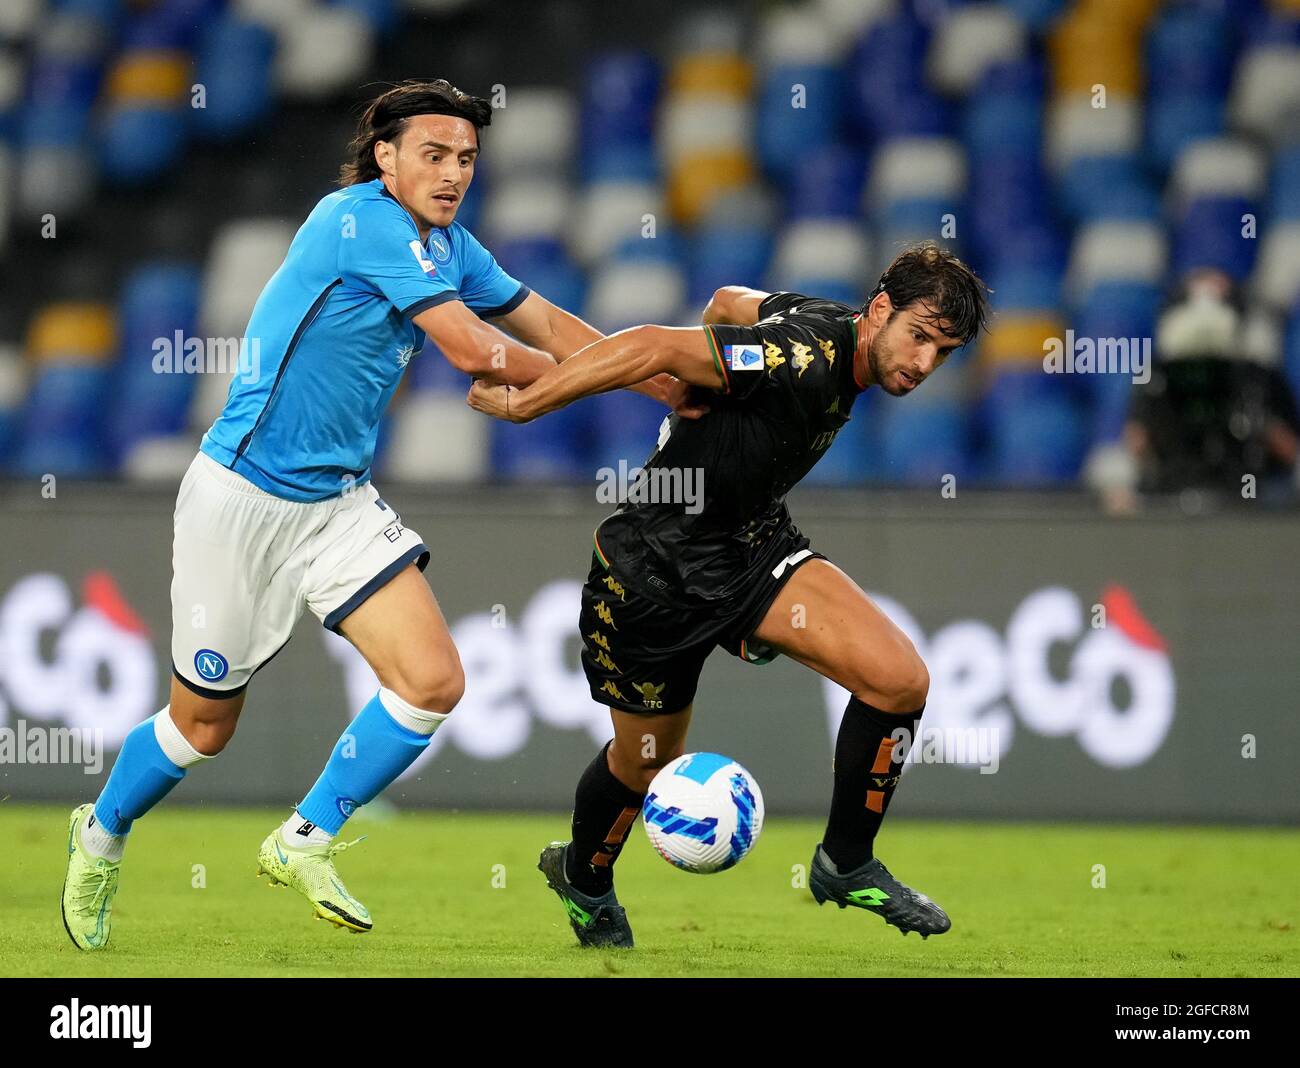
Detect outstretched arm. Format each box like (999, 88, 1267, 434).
(467, 324, 725, 424)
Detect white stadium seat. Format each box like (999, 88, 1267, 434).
(19, 146, 96, 217)
(232, 0, 313, 33)
(1229, 45, 1300, 145)
(485, 88, 577, 177)
(585, 259, 685, 333)
(0, 342, 25, 413)
(1067, 221, 1168, 301)
(813, 0, 897, 38)
(1250, 221, 1300, 310)
(1168, 137, 1268, 207)
(384, 392, 489, 482)
(928, 4, 1027, 97)
(866, 137, 967, 210)
(275, 8, 373, 100)
(0, 0, 43, 41)
(1045, 94, 1142, 171)
(200, 217, 297, 341)
(658, 96, 752, 166)
(569, 180, 665, 266)
(758, 6, 842, 65)
(769, 220, 872, 287)
(484, 176, 571, 243)
(122, 436, 204, 483)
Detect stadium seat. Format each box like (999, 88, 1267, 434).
(275, 7, 373, 100)
(15, 363, 114, 477)
(587, 389, 666, 474)
(866, 137, 966, 223)
(1146, 3, 1237, 98)
(199, 218, 296, 340)
(1066, 221, 1167, 306)
(484, 176, 571, 243)
(1169, 137, 1268, 206)
(1172, 196, 1259, 280)
(927, 3, 1027, 97)
(879, 399, 974, 487)
(786, 143, 866, 220)
(580, 51, 660, 156)
(489, 402, 592, 483)
(584, 259, 685, 332)
(121, 434, 203, 482)
(687, 223, 772, 307)
(768, 220, 871, 291)
(801, 410, 875, 487)
(384, 391, 490, 482)
(1229, 42, 1300, 144)
(191, 17, 276, 141)
(1145, 95, 1227, 174)
(485, 87, 577, 178)
(981, 368, 1088, 486)
(0, 343, 24, 465)
(105, 263, 202, 462)
(1251, 221, 1300, 309)
(570, 180, 664, 266)
(1268, 144, 1300, 221)
(962, 94, 1042, 164)
(1044, 94, 1142, 174)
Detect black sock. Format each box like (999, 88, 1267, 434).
(565, 740, 645, 897)
(821, 696, 924, 872)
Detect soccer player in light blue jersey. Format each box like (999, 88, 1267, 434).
(60, 79, 701, 949)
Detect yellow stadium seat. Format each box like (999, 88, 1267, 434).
(1049, 12, 1143, 97)
(667, 151, 754, 226)
(979, 315, 1065, 366)
(668, 54, 754, 98)
(105, 50, 192, 105)
(27, 303, 118, 363)
(1268, 0, 1300, 13)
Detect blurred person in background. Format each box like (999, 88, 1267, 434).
(1089, 268, 1300, 513)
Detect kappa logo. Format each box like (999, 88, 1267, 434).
(791, 341, 815, 377)
(600, 680, 627, 702)
(595, 602, 617, 628)
(817, 337, 836, 368)
(764, 340, 786, 370)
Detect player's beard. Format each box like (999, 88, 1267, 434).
(866, 330, 902, 396)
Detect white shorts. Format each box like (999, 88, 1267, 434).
(171, 451, 429, 696)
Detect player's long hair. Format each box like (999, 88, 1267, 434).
(339, 79, 494, 186)
(871, 241, 992, 346)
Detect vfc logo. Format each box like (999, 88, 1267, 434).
(872, 775, 901, 789)
(635, 681, 665, 709)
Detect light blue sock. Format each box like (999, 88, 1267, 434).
(296, 693, 432, 835)
(93, 714, 187, 836)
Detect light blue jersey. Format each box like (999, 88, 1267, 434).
(201, 179, 528, 500)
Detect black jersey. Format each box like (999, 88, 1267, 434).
(595, 292, 864, 607)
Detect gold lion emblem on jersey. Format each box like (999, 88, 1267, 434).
(817, 337, 836, 369)
(764, 340, 786, 371)
(791, 341, 814, 377)
(635, 682, 665, 708)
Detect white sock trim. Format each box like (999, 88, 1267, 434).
(153, 705, 212, 768)
(377, 687, 450, 736)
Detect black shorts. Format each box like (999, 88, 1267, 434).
(578, 539, 826, 715)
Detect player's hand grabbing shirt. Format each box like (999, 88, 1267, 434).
(596, 292, 864, 607)
(201, 179, 529, 501)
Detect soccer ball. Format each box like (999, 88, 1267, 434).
(642, 752, 765, 874)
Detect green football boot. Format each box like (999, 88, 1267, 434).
(61, 804, 120, 951)
(256, 827, 372, 932)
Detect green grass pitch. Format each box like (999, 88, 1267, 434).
(2, 803, 1296, 977)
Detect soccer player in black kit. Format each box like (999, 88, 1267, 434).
(469, 242, 990, 948)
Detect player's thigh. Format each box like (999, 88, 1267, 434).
(751, 559, 928, 712)
(167, 675, 246, 756)
(336, 564, 464, 713)
(608, 704, 694, 791)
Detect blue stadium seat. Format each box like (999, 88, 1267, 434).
(99, 104, 186, 184)
(976, 54, 1047, 98)
(22, 102, 92, 147)
(687, 226, 772, 306)
(879, 400, 974, 487)
(1146, 5, 1237, 98)
(1285, 303, 1300, 409)
(1269, 146, 1300, 222)
(963, 94, 1041, 163)
(787, 143, 865, 220)
(1145, 95, 1226, 174)
(756, 65, 842, 182)
(16, 365, 113, 477)
(1058, 155, 1157, 222)
(582, 141, 658, 183)
(981, 369, 1087, 486)
(191, 18, 276, 141)
(329, 0, 400, 36)
(781, 278, 863, 307)
(490, 401, 592, 482)
(581, 51, 660, 155)
(996, 0, 1067, 33)
(1172, 196, 1259, 279)
(846, 13, 950, 140)
(105, 263, 201, 460)
(1071, 281, 1160, 443)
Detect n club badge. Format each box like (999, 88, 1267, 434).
(429, 230, 453, 266)
(726, 344, 763, 371)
